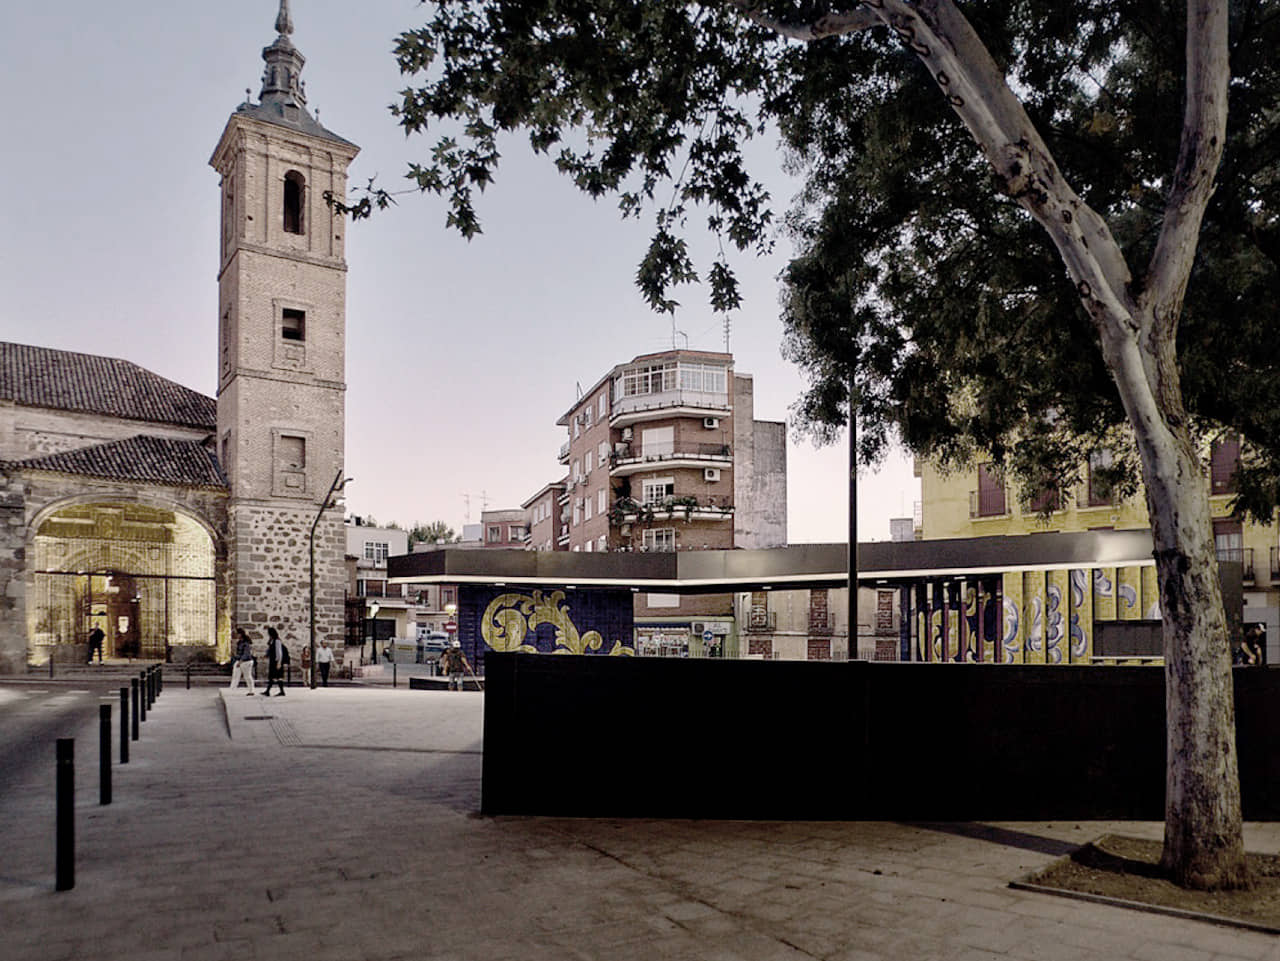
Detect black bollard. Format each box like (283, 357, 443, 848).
(49, 655, 54, 679)
(99, 704, 112, 805)
(146, 668, 155, 708)
(393, 661, 397, 688)
(157, 664, 162, 697)
(55, 738, 74, 891)
(130, 678, 139, 741)
(186, 663, 191, 690)
(119, 687, 129, 763)
(139, 672, 147, 722)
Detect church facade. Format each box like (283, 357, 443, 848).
(0, 2, 357, 672)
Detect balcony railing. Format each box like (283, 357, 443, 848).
(558, 441, 571, 464)
(611, 389, 729, 421)
(746, 610, 777, 633)
(611, 494, 735, 524)
(1217, 546, 1254, 581)
(610, 443, 731, 469)
(968, 489, 1007, 518)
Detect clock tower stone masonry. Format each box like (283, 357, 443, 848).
(210, 0, 358, 647)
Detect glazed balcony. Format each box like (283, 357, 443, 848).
(609, 443, 731, 476)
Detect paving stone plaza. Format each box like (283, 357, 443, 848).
(2, 678, 1279, 960)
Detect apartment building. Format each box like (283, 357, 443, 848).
(548, 349, 787, 653)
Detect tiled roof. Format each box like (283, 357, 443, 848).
(9, 436, 228, 489)
(0, 342, 216, 430)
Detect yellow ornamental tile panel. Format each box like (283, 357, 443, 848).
(1141, 566, 1161, 620)
(1118, 567, 1141, 620)
(1024, 572, 1047, 665)
(1068, 569, 1093, 663)
(1001, 572, 1025, 663)
(1093, 567, 1117, 621)
(1044, 569, 1068, 665)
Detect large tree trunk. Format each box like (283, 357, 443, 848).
(1114, 328, 1250, 889)
(1137, 420, 1250, 889)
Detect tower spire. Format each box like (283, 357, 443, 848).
(275, 0, 294, 37)
(259, 0, 306, 108)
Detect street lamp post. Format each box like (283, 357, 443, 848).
(367, 601, 381, 664)
(310, 470, 352, 690)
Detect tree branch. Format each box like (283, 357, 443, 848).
(728, 2, 879, 41)
(1141, 0, 1230, 335)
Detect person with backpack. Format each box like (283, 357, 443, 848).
(440, 640, 470, 691)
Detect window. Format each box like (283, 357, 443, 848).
(281, 308, 305, 342)
(279, 434, 305, 470)
(487, 526, 502, 543)
(974, 463, 1005, 517)
(283, 170, 305, 234)
(643, 478, 675, 505)
(598, 489, 607, 514)
(647, 592, 680, 607)
(679, 363, 728, 393)
(584, 497, 592, 521)
(598, 440, 609, 465)
(574, 420, 580, 439)
(584, 540, 593, 552)
(1087, 449, 1116, 507)
(620, 362, 677, 397)
(1214, 519, 1243, 563)
(598, 535, 607, 551)
(584, 407, 593, 427)
(363, 542, 389, 563)
(1211, 433, 1240, 495)
(585, 451, 593, 474)
(643, 528, 676, 552)
(598, 393, 607, 419)
(641, 426, 674, 458)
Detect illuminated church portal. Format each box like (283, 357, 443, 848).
(29, 503, 216, 663)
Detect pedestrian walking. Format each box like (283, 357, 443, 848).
(263, 626, 289, 696)
(301, 642, 312, 686)
(316, 640, 334, 686)
(229, 628, 257, 695)
(87, 625, 105, 664)
(440, 640, 471, 691)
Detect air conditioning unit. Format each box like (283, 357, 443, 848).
(621, 427, 633, 440)
(691, 622, 706, 634)
(703, 417, 720, 429)
(703, 468, 721, 482)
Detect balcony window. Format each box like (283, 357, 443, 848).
(643, 478, 675, 505)
(643, 528, 676, 552)
(1211, 433, 1240, 495)
(1086, 449, 1117, 506)
(974, 464, 1005, 517)
(363, 542, 388, 563)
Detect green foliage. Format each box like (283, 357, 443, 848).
(407, 520, 459, 546)
(387, 0, 1280, 513)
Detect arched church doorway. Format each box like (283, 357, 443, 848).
(29, 503, 216, 664)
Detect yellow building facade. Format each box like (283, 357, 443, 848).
(915, 441, 1278, 663)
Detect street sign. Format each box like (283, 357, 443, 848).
(444, 621, 458, 634)
(701, 629, 714, 642)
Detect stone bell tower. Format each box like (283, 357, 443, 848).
(210, 0, 359, 649)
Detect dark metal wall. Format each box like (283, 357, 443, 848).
(482, 654, 1278, 821)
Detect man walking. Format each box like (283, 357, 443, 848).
(316, 640, 334, 687)
(440, 640, 471, 691)
(229, 628, 257, 695)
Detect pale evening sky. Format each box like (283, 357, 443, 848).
(0, 0, 918, 542)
